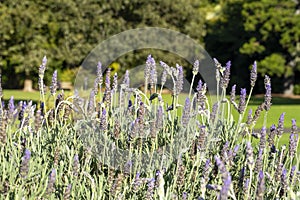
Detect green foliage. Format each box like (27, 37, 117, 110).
(205, 0, 300, 93)
(0, 0, 207, 88)
(257, 53, 286, 77)
(241, 0, 300, 91)
(293, 84, 300, 95)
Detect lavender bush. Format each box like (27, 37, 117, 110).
(0, 56, 299, 199)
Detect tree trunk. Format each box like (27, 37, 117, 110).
(23, 79, 33, 92)
(283, 76, 294, 95)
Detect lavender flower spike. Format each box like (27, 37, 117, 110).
(50, 70, 58, 95)
(291, 119, 298, 134)
(100, 108, 107, 131)
(256, 171, 265, 200)
(250, 61, 257, 87)
(238, 88, 246, 114)
(289, 130, 298, 158)
(123, 70, 130, 88)
(47, 168, 56, 194)
(146, 55, 157, 88)
(20, 149, 31, 178)
(182, 97, 191, 127)
(146, 178, 155, 200)
(39, 56, 47, 77)
(193, 60, 199, 75)
(220, 61, 231, 89)
(230, 85, 236, 100)
(176, 64, 183, 95)
(97, 61, 103, 85)
(277, 113, 285, 137)
(8, 96, 15, 119)
(263, 75, 272, 111)
(133, 172, 142, 193)
(246, 142, 254, 169)
(219, 175, 231, 200)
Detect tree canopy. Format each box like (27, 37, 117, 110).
(1, 0, 300, 94)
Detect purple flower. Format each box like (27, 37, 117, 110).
(182, 97, 191, 127)
(220, 61, 231, 89)
(161, 69, 167, 86)
(196, 124, 207, 151)
(243, 178, 250, 195)
(39, 56, 47, 77)
(97, 61, 103, 86)
(156, 105, 163, 130)
(246, 142, 254, 169)
(289, 132, 298, 158)
(268, 124, 276, 147)
(252, 103, 264, 124)
(256, 171, 265, 199)
(255, 148, 263, 173)
(47, 168, 56, 194)
(197, 80, 203, 92)
(88, 90, 95, 114)
(219, 175, 231, 200)
(105, 68, 111, 90)
(38, 56, 47, 92)
(215, 156, 228, 181)
(210, 102, 219, 123)
(182, 192, 188, 200)
(146, 55, 157, 88)
(133, 172, 142, 193)
(264, 75, 272, 111)
(291, 119, 298, 134)
(290, 165, 296, 184)
(176, 64, 183, 95)
(8, 96, 15, 112)
(63, 184, 72, 200)
(50, 70, 58, 95)
(146, 178, 155, 199)
(123, 70, 130, 88)
(230, 85, 238, 109)
(145, 55, 153, 80)
(196, 80, 207, 110)
(238, 88, 247, 114)
(275, 163, 283, 182)
(20, 149, 31, 178)
(246, 109, 253, 125)
(233, 145, 239, 157)
(100, 108, 107, 131)
(73, 154, 79, 177)
(124, 161, 132, 176)
(193, 60, 199, 75)
(280, 168, 288, 196)
(277, 113, 285, 136)
(112, 73, 118, 94)
(8, 96, 15, 119)
(259, 127, 266, 150)
(250, 61, 257, 87)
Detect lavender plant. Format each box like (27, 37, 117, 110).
(0, 55, 299, 200)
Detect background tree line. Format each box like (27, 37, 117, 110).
(0, 0, 299, 94)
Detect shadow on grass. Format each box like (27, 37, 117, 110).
(249, 96, 300, 105)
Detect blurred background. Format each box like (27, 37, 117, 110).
(0, 0, 299, 95)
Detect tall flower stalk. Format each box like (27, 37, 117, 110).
(38, 56, 47, 113)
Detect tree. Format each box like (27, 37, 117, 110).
(240, 0, 300, 94)
(204, 0, 253, 90)
(0, 0, 208, 89)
